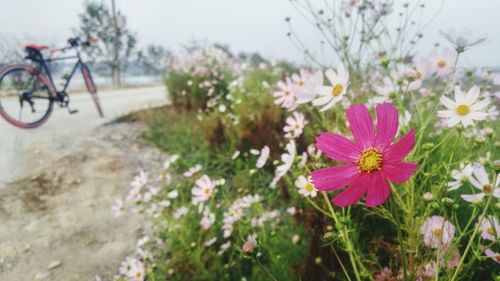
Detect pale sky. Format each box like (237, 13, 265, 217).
(0, 0, 499, 66)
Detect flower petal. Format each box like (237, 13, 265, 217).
(375, 103, 399, 148)
(384, 129, 415, 162)
(465, 86, 480, 105)
(346, 104, 375, 149)
(365, 172, 391, 207)
(461, 193, 485, 203)
(332, 174, 367, 207)
(311, 164, 359, 191)
(316, 132, 361, 162)
(383, 162, 418, 184)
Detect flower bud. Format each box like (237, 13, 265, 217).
(422, 143, 435, 151)
(484, 127, 494, 137)
(441, 197, 454, 205)
(242, 240, 256, 253)
(475, 136, 486, 144)
(423, 192, 433, 201)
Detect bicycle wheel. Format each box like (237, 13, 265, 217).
(81, 63, 104, 117)
(0, 65, 54, 129)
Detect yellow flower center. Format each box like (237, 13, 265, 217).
(331, 84, 343, 97)
(496, 255, 500, 262)
(483, 184, 492, 193)
(456, 104, 470, 116)
(204, 188, 210, 194)
(433, 229, 443, 237)
(437, 60, 446, 68)
(357, 148, 383, 173)
(136, 271, 142, 278)
(305, 182, 315, 192)
(298, 80, 304, 86)
(415, 71, 422, 79)
(487, 227, 494, 235)
(284, 90, 290, 96)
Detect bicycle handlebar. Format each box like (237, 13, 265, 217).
(66, 37, 99, 50)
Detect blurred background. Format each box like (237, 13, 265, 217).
(1, 0, 499, 90)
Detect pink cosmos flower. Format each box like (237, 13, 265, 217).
(273, 77, 298, 110)
(311, 103, 418, 207)
(284, 112, 307, 139)
(485, 249, 500, 264)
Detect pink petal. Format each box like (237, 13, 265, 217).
(311, 164, 359, 191)
(365, 172, 391, 207)
(332, 174, 368, 207)
(382, 162, 418, 184)
(346, 104, 375, 149)
(375, 103, 399, 149)
(316, 132, 362, 162)
(383, 129, 415, 162)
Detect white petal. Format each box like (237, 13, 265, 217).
(461, 193, 485, 203)
(465, 86, 480, 104)
(440, 96, 457, 109)
(312, 95, 332, 106)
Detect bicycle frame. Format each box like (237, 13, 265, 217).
(33, 48, 86, 95)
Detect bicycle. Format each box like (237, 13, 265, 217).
(0, 37, 103, 129)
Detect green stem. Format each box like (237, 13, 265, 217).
(306, 196, 334, 218)
(450, 186, 495, 281)
(331, 244, 353, 281)
(256, 260, 278, 281)
(321, 192, 364, 281)
(391, 195, 408, 281)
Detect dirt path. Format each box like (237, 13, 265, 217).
(0, 85, 167, 184)
(0, 122, 166, 281)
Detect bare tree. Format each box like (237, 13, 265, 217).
(74, 0, 137, 86)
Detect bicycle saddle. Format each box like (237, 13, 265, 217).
(24, 44, 49, 51)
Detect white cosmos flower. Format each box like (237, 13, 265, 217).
(119, 257, 145, 281)
(295, 175, 317, 198)
(200, 207, 216, 231)
(167, 189, 179, 199)
(439, 28, 488, 53)
(256, 145, 270, 168)
(447, 163, 474, 191)
(218, 241, 231, 255)
(438, 86, 490, 128)
(398, 110, 411, 131)
(298, 152, 307, 168)
(163, 154, 179, 170)
(312, 65, 350, 112)
(429, 48, 456, 77)
(269, 141, 296, 188)
(191, 175, 216, 204)
(231, 150, 240, 160)
(295, 70, 324, 103)
(284, 112, 306, 139)
(173, 206, 188, 219)
(183, 164, 203, 177)
(420, 216, 455, 249)
(130, 171, 148, 190)
(460, 165, 500, 203)
(372, 76, 397, 104)
(480, 216, 499, 241)
(204, 237, 217, 247)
